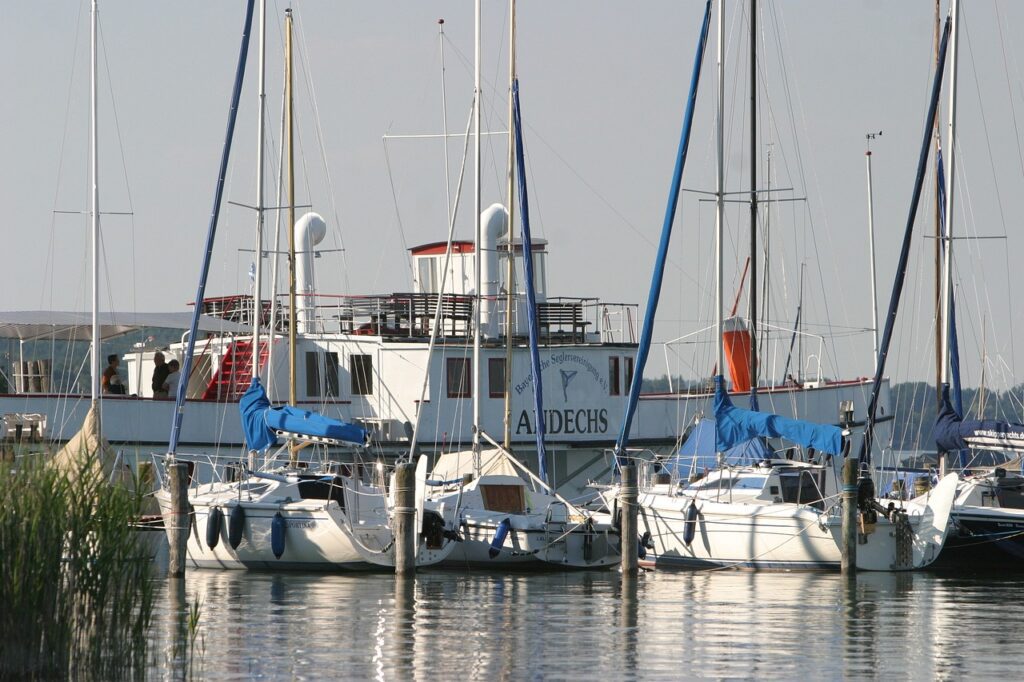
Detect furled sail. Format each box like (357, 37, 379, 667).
(933, 384, 1024, 453)
(240, 378, 367, 451)
(713, 376, 843, 455)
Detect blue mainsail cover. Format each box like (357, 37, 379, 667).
(664, 418, 772, 479)
(713, 376, 843, 455)
(933, 383, 1024, 453)
(240, 378, 368, 450)
(240, 378, 276, 452)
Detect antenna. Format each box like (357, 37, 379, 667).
(865, 130, 882, 152)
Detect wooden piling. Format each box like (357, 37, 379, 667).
(841, 457, 858, 575)
(620, 464, 639, 576)
(393, 462, 416, 576)
(167, 462, 189, 578)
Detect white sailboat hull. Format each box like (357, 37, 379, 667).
(612, 474, 956, 571)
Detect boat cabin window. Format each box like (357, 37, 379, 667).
(625, 357, 635, 393)
(686, 474, 766, 493)
(488, 357, 506, 399)
(609, 357, 621, 396)
(479, 484, 526, 514)
(778, 470, 825, 510)
(305, 351, 340, 398)
(996, 481, 1024, 510)
(297, 476, 346, 509)
(350, 354, 373, 395)
(447, 357, 471, 398)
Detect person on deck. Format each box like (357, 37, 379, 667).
(152, 352, 169, 398)
(163, 359, 181, 398)
(101, 354, 124, 395)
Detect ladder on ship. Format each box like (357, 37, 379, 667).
(202, 340, 269, 401)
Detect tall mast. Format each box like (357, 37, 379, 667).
(503, 0, 517, 449)
(865, 133, 880, 372)
(253, 0, 266, 379)
(933, 0, 943, 405)
(472, 0, 482, 454)
(90, 0, 100, 406)
(715, 0, 725, 387)
(285, 8, 297, 410)
(940, 0, 959, 387)
(747, 0, 758, 398)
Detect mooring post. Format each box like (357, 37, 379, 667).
(841, 457, 858, 575)
(167, 462, 189, 578)
(620, 464, 639, 576)
(393, 462, 416, 576)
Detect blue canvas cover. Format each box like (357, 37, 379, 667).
(713, 376, 843, 455)
(665, 418, 772, 479)
(240, 378, 276, 452)
(933, 383, 1024, 453)
(264, 406, 367, 446)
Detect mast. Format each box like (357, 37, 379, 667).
(168, 0, 256, 454)
(503, 0, 516, 450)
(285, 8, 297, 410)
(472, 0, 482, 455)
(933, 0, 944, 406)
(715, 0, 725, 391)
(253, 0, 266, 380)
(90, 0, 100, 406)
(940, 0, 959, 388)
(865, 133, 880, 372)
(748, 0, 758, 400)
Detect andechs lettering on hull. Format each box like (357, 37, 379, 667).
(516, 408, 609, 436)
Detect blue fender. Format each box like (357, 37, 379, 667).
(205, 507, 223, 550)
(488, 518, 511, 559)
(228, 504, 245, 550)
(271, 512, 286, 559)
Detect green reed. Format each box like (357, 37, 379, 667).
(0, 455, 155, 679)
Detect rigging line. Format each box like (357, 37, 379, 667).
(770, 5, 848, 380)
(445, 33, 701, 288)
(293, 10, 351, 293)
(994, 0, 1024, 180)
(962, 10, 1017, 385)
(97, 16, 138, 314)
(42, 0, 87, 312)
(381, 138, 413, 290)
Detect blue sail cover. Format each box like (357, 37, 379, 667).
(239, 377, 368, 450)
(240, 378, 276, 452)
(933, 383, 1024, 453)
(512, 79, 548, 486)
(714, 376, 843, 455)
(663, 418, 771, 479)
(265, 406, 367, 446)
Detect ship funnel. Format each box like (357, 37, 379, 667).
(294, 212, 327, 333)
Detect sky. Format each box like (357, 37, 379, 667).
(2, 1, 1024, 393)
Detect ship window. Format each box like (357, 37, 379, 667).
(625, 356, 635, 394)
(488, 357, 506, 399)
(479, 484, 526, 514)
(609, 356, 621, 396)
(447, 357, 471, 398)
(417, 258, 437, 294)
(305, 351, 340, 398)
(350, 354, 373, 395)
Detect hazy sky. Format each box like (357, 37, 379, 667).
(3, 1, 1024, 392)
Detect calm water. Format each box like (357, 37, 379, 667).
(147, 566, 1024, 680)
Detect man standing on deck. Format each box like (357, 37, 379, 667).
(152, 352, 169, 398)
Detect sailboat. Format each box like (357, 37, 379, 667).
(600, 0, 957, 571)
(418, 1, 618, 569)
(154, 2, 458, 570)
(913, 0, 1024, 563)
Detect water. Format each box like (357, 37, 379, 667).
(148, 566, 1024, 680)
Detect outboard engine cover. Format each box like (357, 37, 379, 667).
(420, 510, 447, 550)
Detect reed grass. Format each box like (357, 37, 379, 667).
(0, 455, 155, 679)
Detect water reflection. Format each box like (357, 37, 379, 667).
(148, 568, 1024, 679)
